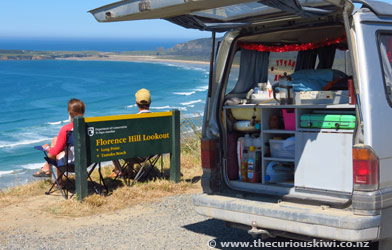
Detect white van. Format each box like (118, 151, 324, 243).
(90, 0, 392, 248)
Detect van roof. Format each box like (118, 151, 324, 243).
(354, 0, 392, 17)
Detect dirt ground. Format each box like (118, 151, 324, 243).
(0, 186, 200, 237)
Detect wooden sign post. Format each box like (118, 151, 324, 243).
(73, 110, 180, 201)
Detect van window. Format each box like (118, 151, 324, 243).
(331, 49, 348, 74)
(228, 49, 270, 94)
(226, 51, 241, 94)
(228, 41, 347, 95)
(378, 33, 392, 106)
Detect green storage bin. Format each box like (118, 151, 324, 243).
(300, 114, 356, 129)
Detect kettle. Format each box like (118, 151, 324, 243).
(272, 72, 294, 105)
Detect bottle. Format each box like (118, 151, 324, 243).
(253, 135, 262, 149)
(267, 80, 273, 98)
(265, 161, 293, 183)
(247, 146, 256, 183)
(240, 149, 248, 182)
(244, 134, 251, 149)
(254, 87, 259, 94)
(258, 82, 264, 91)
(237, 136, 245, 177)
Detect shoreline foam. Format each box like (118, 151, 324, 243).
(56, 54, 210, 66)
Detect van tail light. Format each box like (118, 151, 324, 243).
(353, 146, 379, 191)
(201, 139, 217, 169)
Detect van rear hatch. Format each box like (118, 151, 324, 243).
(89, 0, 348, 32)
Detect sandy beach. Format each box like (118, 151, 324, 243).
(57, 54, 210, 65)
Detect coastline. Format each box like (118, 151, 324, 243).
(56, 54, 211, 65)
(0, 57, 208, 191)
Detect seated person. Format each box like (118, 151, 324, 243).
(33, 98, 85, 178)
(110, 88, 151, 177)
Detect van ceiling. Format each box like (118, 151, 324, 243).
(238, 25, 346, 44)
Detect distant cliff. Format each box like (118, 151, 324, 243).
(166, 37, 222, 56)
(0, 49, 109, 61)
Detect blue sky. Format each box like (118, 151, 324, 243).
(2, 0, 392, 41)
(0, 0, 209, 40)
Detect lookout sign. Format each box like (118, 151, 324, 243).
(73, 110, 180, 201)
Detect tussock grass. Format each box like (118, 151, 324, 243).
(0, 180, 53, 207)
(0, 115, 203, 217)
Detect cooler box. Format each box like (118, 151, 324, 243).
(300, 114, 356, 129)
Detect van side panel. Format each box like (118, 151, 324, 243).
(353, 11, 392, 189)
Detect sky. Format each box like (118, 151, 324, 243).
(2, 0, 392, 42)
(0, 0, 209, 40)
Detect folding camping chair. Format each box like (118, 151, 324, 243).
(35, 131, 108, 199)
(113, 154, 163, 186)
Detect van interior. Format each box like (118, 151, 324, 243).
(222, 22, 356, 203)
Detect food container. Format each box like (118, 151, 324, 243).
(231, 107, 261, 121)
(269, 137, 295, 159)
(233, 121, 261, 132)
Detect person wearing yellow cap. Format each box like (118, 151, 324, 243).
(135, 88, 152, 114)
(110, 88, 152, 178)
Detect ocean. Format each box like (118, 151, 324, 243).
(0, 38, 185, 51)
(0, 59, 209, 189)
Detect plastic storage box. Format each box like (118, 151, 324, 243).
(282, 109, 295, 130)
(300, 114, 356, 129)
(270, 137, 295, 159)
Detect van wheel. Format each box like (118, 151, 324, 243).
(378, 237, 392, 250)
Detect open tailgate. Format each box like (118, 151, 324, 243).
(89, 0, 349, 32)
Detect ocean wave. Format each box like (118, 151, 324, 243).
(126, 104, 137, 108)
(194, 85, 208, 92)
(47, 118, 69, 125)
(47, 121, 62, 125)
(22, 162, 43, 170)
(150, 106, 187, 111)
(0, 170, 14, 177)
(150, 106, 171, 110)
(182, 113, 203, 118)
(0, 137, 51, 149)
(173, 91, 196, 96)
(181, 99, 203, 106)
(158, 62, 208, 72)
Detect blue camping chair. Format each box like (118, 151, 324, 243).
(35, 131, 108, 199)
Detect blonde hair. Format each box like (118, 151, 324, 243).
(68, 98, 85, 118)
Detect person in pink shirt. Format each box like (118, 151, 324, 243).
(33, 99, 85, 178)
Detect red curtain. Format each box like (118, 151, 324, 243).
(238, 35, 346, 52)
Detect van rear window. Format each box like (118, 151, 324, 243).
(378, 33, 392, 105)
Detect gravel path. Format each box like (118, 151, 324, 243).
(0, 193, 378, 250)
(0, 194, 254, 250)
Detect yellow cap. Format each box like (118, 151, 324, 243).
(249, 146, 255, 151)
(135, 88, 151, 104)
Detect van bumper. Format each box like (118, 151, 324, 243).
(193, 193, 381, 242)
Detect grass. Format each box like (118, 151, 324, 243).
(0, 115, 203, 217)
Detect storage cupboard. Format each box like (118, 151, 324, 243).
(223, 103, 355, 194)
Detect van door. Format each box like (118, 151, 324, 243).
(352, 8, 392, 189)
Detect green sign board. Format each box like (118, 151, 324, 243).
(73, 110, 180, 201)
(85, 112, 173, 163)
